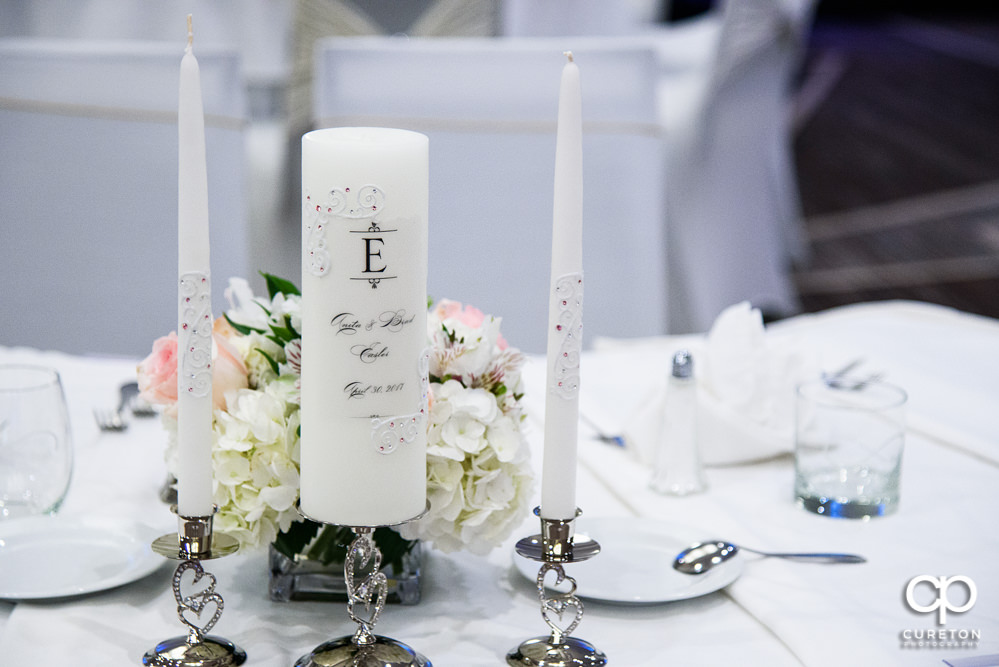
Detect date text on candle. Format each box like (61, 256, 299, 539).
(344, 381, 406, 400)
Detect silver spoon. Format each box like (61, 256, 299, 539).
(673, 540, 866, 574)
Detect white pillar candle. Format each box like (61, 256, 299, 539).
(541, 53, 584, 521)
(300, 127, 429, 527)
(176, 15, 214, 518)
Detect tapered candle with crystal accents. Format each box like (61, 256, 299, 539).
(300, 127, 429, 526)
(176, 15, 215, 518)
(541, 52, 584, 521)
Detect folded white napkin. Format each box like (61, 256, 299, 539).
(625, 302, 818, 466)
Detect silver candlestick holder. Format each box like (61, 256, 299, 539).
(143, 505, 245, 667)
(507, 508, 607, 667)
(294, 504, 431, 667)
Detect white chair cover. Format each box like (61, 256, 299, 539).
(313, 37, 666, 352)
(0, 39, 248, 356)
(0, 0, 290, 87)
(657, 0, 813, 333)
(500, 0, 665, 37)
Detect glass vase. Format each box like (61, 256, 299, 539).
(268, 539, 422, 604)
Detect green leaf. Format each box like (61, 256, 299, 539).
(255, 348, 281, 375)
(223, 312, 265, 336)
(269, 325, 296, 345)
(305, 525, 350, 564)
(261, 272, 301, 299)
(264, 334, 286, 349)
(272, 519, 321, 561)
(283, 314, 299, 339)
(373, 527, 417, 573)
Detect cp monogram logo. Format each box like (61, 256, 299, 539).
(905, 575, 977, 624)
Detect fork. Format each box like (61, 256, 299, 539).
(580, 413, 627, 448)
(822, 359, 884, 391)
(93, 382, 140, 432)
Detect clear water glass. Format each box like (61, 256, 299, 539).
(794, 378, 907, 519)
(0, 365, 73, 519)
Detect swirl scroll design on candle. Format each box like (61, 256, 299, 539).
(370, 349, 430, 455)
(550, 272, 583, 400)
(304, 186, 386, 278)
(371, 413, 423, 455)
(303, 190, 332, 277)
(179, 272, 212, 397)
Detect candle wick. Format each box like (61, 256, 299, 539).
(186, 14, 193, 48)
(564, 51, 574, 63)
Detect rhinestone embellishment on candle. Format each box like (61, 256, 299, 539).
(371, 413, 423, 455)
(179, 272, 212, 397)
(551, 272, 583, 399)
(304, 186, 386, 278)
(370, 350, 430, 454)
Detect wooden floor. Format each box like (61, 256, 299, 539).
(790, 7, 999, 319)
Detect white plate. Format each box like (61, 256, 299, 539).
(513, 516, 743, 604)
(0, 514, 165, 600)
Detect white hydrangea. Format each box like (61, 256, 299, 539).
(211, 380, 301, 550)
(162, 377, 301, 552)
(398, 367, 533, 554)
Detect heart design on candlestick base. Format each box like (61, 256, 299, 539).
(345, 532, 389, 642)
(172, 560, 225, 642)
(537, 562, 584, 641)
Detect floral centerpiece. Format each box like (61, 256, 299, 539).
(138, 273, 534, 586)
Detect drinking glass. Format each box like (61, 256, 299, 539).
(0, 365, 73, 518)
(794, 378, 907, 518)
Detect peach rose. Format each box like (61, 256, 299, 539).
(211, 320, 249, 411)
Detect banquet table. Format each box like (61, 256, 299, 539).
(0, 300, 997, 666)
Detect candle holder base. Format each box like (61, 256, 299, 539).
(294, 504, 432, 667)
(151, 531, 240, 560)
(514, 533, 600, 563)
(142, 635, 247, 667)
(508, 508, 605, 667)
(506, 635, 607, 667)
(295, 635, 430, 667)
(144, 506, 243, 667)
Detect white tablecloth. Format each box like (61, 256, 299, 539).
(1, 300, 997, 666)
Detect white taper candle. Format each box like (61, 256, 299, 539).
(541, 52, 584, 521)
(176, 15, 215, 518)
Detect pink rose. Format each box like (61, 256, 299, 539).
(137, 332, 179, 408)
(137, 321, 249, 415)
(433, 299, 486, 328)
(458, 304, 485, 329)
(433, 299, 464, 321)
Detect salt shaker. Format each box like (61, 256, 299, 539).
(650, 350, 707, 495)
